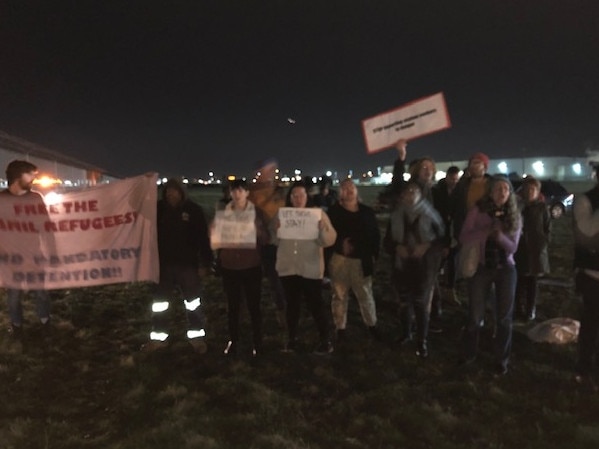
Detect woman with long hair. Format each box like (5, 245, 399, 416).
(459, 175, 521, 375)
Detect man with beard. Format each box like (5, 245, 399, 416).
(1, 160, 51, 350)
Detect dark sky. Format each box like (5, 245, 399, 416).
(1, 0, 598, 178)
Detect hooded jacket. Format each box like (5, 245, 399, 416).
(157, 179, 212, 268)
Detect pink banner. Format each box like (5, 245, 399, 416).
(0, 174, 159, 290)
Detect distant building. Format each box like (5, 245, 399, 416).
(370, 155, 594, 184)
(0, 130, 116, 189)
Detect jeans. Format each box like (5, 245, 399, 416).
(463, 264, 516, 368)
(7, 289, 50, 326)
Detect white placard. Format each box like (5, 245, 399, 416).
(211, 210, 256, 249)
(361, 92, 451, 154)
(277, 207, 321, 240)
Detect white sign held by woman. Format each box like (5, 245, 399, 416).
(277, 207, 321, 240)
(211, 210, 256, 249)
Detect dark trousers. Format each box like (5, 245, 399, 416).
(515, 274, 538, 316)
(222, 266, 263, 349)
(576, 271, 599, 375)
(280, 275, 330, 344)
(152, 265, 205, 337)
(394, 248, 442, 343)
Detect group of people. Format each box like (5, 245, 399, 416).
(3, 149, 599, 386)
(144, 142, 554, 378)
(145, 158, 381, 359)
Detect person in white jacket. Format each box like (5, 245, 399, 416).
(272, 182, 337, 354)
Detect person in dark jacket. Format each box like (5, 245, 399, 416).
(514, 176, 551, 321)
(328, 179, 381, 341)
(143, 178, 212, 353)
(573, 165, 599, 390)
(384, 180, 445, 357)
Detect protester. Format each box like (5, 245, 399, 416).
(459, 175, 521, 375)
(391, 138, 447, 329)
(143, 178, 212, 353)
(248, 158, 287, 326)
(273, 182, 337, 354)
(514, 176, 551, 321)
(572, 165, 599, 390)
(451, 152, 492, 241)
(1, 160, 52, 349)
(312, 176, 338, 211)
(328, 178, 381, 341)
(433, 166, 461, 301)
(384, 180, 445, 357)
(216, 179, 269, 357)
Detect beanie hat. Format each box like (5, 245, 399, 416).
(490, 174, 513, 192)
(469, 152, 490, 169)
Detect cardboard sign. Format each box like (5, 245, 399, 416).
(277, 207, 321, 240)
(361, 92, 451, 154)
(211, 210, 257, 249)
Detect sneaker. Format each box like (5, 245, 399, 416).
(428, 323, 443, 334)
(416, 341, 428, 358)
(223, 340, 237, 356)
(314, 341, 334, 355)
(282, 339, 297, 353)
(493, 364, 509, 377)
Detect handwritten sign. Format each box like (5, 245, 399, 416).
(361, 92, 451, 154)
(211, 210, 256, 249)
(0, 174, 159, 290)
(277, 207, 321, 240)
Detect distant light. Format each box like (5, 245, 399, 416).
(403, 173, 411, 181)
(532, 161, 544, 176)
(227, 175, 236, 181)
(281, 176, 291, 182)
(497, 162, 508, 174)
(367, 171, 373, 177)
(326, 170, 332, 177)
(572, 163, 582, 175)
(43, 191, 62, 205)
(294, 169, 301, 175)
(311, 176, 317, 183)
(34, 175, 62, 189)
(287, 117, 296, 124)
(182, 178, 189, 184)
(208, 171, 214, 177)
(162, 177, 168, 183)
(435, 171, 446, 181)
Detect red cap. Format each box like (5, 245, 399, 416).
(469, 152, 490, 169)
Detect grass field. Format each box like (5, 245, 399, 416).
(1, 184, 597, 449)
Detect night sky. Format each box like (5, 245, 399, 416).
(1, 1, 598, 178)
